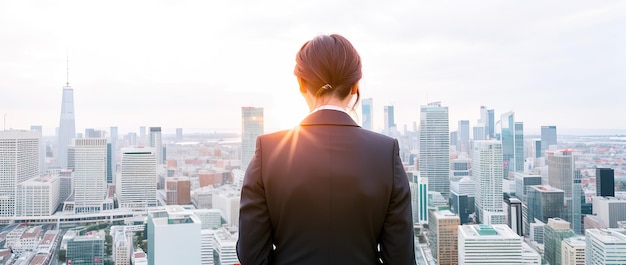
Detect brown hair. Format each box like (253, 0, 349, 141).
(294, 34, 362, 109)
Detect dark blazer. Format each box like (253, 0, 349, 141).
(237, 110, 415, 265)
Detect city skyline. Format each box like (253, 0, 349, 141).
(2, 1, 625, 136)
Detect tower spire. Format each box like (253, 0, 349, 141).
(66, 50, 70, 87)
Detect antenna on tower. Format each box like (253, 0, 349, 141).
(66, 49, 70, 87)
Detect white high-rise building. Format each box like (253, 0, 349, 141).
(213, 227, 239, 265)
(458, 224, 522, 264)
(561, 236, 586, 265)
(16, 175, 60, 216)
(419, 102, 450, 198)
(201, 229, 216, 265)
(241, 107, 263, 169)
(592, 196, 626, 228)
(148, 206, 201, 265)
(585, 228, 626, 265)
(118, 147, 157, 209)
(213, 190, 240, 226)
(0, 130, 40, 217)
(73, 138, 108, 213)
(473, 140, 505, 224)
(149, 127, 163, 164)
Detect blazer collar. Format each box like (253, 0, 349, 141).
(300, 109, 360, 127)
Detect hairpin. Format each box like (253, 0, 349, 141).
(322, 84, 332, 90)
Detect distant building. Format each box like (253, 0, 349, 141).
(458, 224, 523, 264)
(458, 120, 470, 153)
(148, 206, 201, 265)
(175, 128, 183, 141)
(585, 228, 626, 265)
(241, 107, 264, 169)
(383, 105, 396, 135)
(192, 209, 223, 230)
(73, 138, 108, 214)
(473, 140, 505, 225)
(213, 190, 240, 226)
(592, 196, 626, 228)
(450, 156, 470, 182)
(527, 185, 564, 224)
(149, 127, 163, 164)
(544, 218, 575, 265)
(420, 102, 450, 198)
(361, 98, 373, 131)
(109, 126, 118, 184)
(507, 198, 523, 236)
(16, 175, 60, 216)
(57, 83, 76, 169)
(0, 130, 41, 217)
(118, 147, 157, 209)
(67, 234, 105, 265)
(428, 210, 459, 265)
(408, 171, 429, 224)
(596, 168, 615, 197)
(540, 125, 557, 156)
(58, 170, 73, 204)
(450, 177, 475, 224)
(561, 236, 586, 265)
(165, 177, 191, 205)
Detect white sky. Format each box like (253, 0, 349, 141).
(1, 1, 625, 136)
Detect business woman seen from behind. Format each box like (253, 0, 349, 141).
(237, 34, 416, 265)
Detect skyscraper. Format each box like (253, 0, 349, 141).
(544, 218, 575, 265)
(118, 147, 157, 209)
(109, 126, 118, 184)
(596, 168, 615, 197)
(57, 81, 76, 169)
(383, 105, 395, 135)
(458, 120, 470, 153)
(473, 140, 505, 224)
(428, 210, 459, 265)
(514, 122, 524, 172)
(419, 102, 450, 198)
(73, 138, 108, 213)
(241, 107, 264, 169)
(149, 127, 163, 164)
(541, 125, 557, 156)
(527, 185, 565, 224)
(361, 98, 373, 131)
(0, 130, 40, 217)
(500, 112, 515, 177)
(30, 125, 46, 175)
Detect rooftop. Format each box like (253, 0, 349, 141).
(586, 229, 626, 244)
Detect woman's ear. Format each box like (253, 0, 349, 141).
(351, 81, 359, 95)
(297, 76, 307, 94)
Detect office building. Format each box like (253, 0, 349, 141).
(113, 227, 133, 265)
(149, 127, 163, 164)
(139, 126, 147, 146)
(450, 155, 470, 182)
(109, 126, 118, 184)
(479, 106, 495, 139)
(148, 206, 201, 265)
(428, 210, 459, 265)
(73, 138, 108, 213)
(408, 172, 429, 224)
(213, 190, 241, 226)
(118, 147, 157, 209)
(527, 185, 564, 224)
(585, 228, 626, 265)
(66, 234, 105, 265)
(57, 82, 76, 169)
(548, 150, 575, 198)
(473, 140, 504, 224)
(59, 170, 73, 203)
(165, 177, 191, 205)
(530, 220, 545, 243)
(213, 227, 240, 265)
(420, 102, 450, 198)
(572, 169, 584, 234)
(514, 122, 524, 173)
(241, 107, 264, 169)
(383, 105, 396, 135)
(201, 229, 216, 265)
(176, 128, 183, 141)
(561, 236, 586, 265)
(472, 126, 485, 141)
(507, 197, 523, 236)
(192, 209, 223, 230)
(0, 130, 40, 217)
(361, 98, 373, 131)
(16, 175, 60, 216)
(458, 120, 470, 153)
(540, 125, 557, 156)
(596, 168, 615, 197)
(514, 173, 542, 204)
(592, 196, 626, 228)
(450, 177, 475, 224)
(30, 125, 46, 175)
(544, 218, 575, 265)
(458, 224, 522, 264)
(500, 112, 515, 176)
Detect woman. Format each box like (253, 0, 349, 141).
(237, 34, 415, 265)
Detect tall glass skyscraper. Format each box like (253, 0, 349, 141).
(419, 102, 450, 198)
(241, 107, 264, 169)
(361, 98, 373, 131)
(149, 127, 163, 164)
(458, 120, 470, 153)
(57, 83, 76, 169)
(499, 112, 523, 177)
(540, 125, 557, 156)
(383, 105, 395, 135)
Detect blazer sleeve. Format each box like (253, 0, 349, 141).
(380, 139, 416, 264)
(237, 136, 273, 265)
